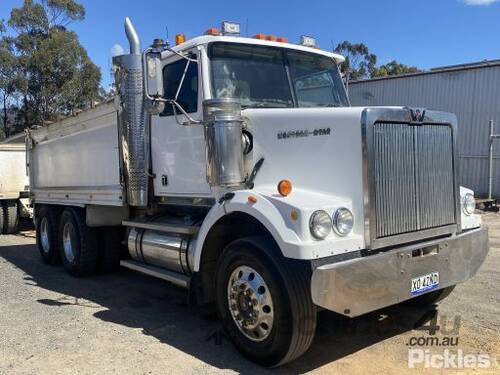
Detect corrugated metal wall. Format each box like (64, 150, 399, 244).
(349, 64, 500, 198)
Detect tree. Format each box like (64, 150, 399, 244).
(0, 21, 16, 136)
(335, 41, 377, 80)
(3, 0, 100, 129)
(371, 60, 421, 78)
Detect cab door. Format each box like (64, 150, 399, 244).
(150, 51, 212, 198)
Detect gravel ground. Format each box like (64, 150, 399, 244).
(0, 216, 498, 375)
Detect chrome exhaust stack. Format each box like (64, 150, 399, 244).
(113, 17, 149, 207)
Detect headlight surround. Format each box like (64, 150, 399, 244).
(462, 193, 475, 216)
(309, 210, 332, 239)
(332, 207, 354, 236)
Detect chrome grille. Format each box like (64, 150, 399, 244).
(373, 122, 456, 238)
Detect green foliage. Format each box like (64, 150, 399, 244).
(335, 41, 377, 80)
(335, 41, 422, 80)
(0, 0, 100, 134)
(371, 60, 421, 78)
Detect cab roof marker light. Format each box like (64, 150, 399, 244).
(206, 28, 220, 36)
(175, 33, 186, 45)
(253, 33, 267, 40)
(300, 35, 317, 48)
(221, 21, 241, 35)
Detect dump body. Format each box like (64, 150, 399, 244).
(29, 103, 124, 207)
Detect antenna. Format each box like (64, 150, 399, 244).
(245, 17, 249, 37)
(165, 25, 170, 47)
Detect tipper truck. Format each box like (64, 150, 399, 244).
(27, 18, 489, 366)
(0, 133, 31, 233)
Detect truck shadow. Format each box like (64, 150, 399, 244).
(0, 242, 435, 374)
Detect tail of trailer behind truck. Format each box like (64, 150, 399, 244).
(0, 134, 31, 233)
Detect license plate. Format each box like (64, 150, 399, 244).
(410, 272, 440, 296)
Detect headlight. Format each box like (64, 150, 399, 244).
(462, 193, 475, 216)
(332, 207, 354, 236)
(309, 210, 332, 239)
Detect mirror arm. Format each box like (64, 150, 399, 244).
(147, 96, 202, 126)
(165, 48, 198, 62)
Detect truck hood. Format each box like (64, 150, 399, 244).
(244, 106, 366, 198)
(243, 106, 368, 244)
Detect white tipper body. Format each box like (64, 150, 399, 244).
(0, 138, 29, 200)
(28, 35, 481, 272)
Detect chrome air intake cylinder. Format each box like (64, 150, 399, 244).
(113, 17, 148, 207)
(203, 99, 245, 187)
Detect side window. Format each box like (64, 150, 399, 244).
(161, 59, 198, 116)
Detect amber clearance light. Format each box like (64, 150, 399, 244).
(277, 180, 292, 197)
(175, 33, 186, 45)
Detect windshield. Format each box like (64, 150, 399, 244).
(209, 42, 349, 108)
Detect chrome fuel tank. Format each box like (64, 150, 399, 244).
(127, 228, 191, 274)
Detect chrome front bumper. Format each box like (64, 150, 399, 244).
(310, 227, 489, 317)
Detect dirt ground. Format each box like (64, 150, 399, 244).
(0, 215, 498, 375)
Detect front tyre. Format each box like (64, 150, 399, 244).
(216, 237, 316, 367)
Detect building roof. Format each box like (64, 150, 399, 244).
(350, 59, 500, 84)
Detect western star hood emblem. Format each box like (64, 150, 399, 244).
(409, 108, 426, 123)
(277, 127, 331, 139)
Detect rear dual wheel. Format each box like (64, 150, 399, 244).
(0, 200, 19, 234)
(36, 205, 122, 275)
(36, 205, 61, 265)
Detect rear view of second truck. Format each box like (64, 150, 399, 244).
(0, 133, 30, 233)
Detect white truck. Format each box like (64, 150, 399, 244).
(0, 133, 30, 233)
(27, 18, 489, 366)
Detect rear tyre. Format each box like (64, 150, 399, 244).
(59, 208, 98, 277)
(406, 286, 456, 307)
(97, 226, 123, 273)
(0, 201, 5, 234)
(216, 236, 317, 367)
(36, 205, 61, 265)
(3, 200, 19, 234)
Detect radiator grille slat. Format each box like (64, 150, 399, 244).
(373, 122, 455, 239)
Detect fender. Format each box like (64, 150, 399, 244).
(191, 190, 300, 272)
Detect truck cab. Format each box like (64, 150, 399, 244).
(28, 19, 489, 367)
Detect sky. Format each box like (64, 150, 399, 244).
(1, 0, 500, 88)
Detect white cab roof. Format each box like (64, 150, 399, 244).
(164, 35, 345, 64)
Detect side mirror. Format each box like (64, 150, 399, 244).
(144, 51, 164, 98)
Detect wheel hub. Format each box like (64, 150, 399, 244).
(227, 265, 274, 342)
(62, 222, 77, 263)
(40, 217, 50, 254)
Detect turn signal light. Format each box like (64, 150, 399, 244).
(175, 33, 186, 45)
(248, 195, 258, 204)
(206, 28, 220, 36)
(253, 34, 288, 43)
(277, 180, 292, 197)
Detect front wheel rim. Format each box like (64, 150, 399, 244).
(40, 217, 50, 254)
(227, 265, 274, 342)
(62, 222, 77, 263)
